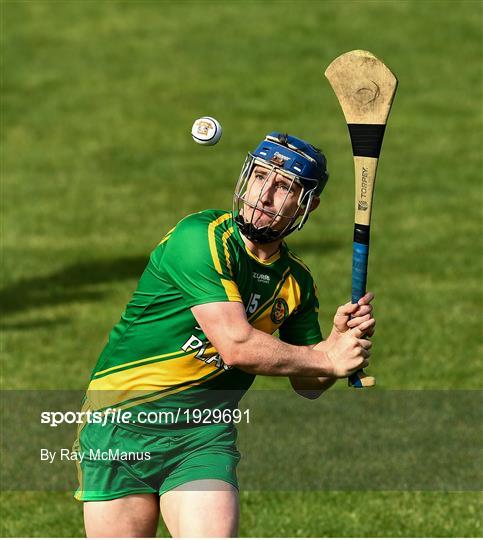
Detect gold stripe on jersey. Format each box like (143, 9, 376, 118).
(104, 369, 224, 412)
(94, 349, 186, 379)
(85, 366, 225, 413)
(88, 350, 221, 393)
(313, 280, 319, 312)
(244, 244, 281, 265)
(221, 278, 241, 301)
(288, 251, 313, 275)
(208, 213, 242, 302)
(250, 273, 302, 334)
(288, 252, 319, 312)
(222, 227, 234, 274)
(208, 212, 232, 273)
(158, 227, 175, 245)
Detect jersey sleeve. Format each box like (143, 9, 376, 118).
(159, 212, 242, 308)
(278, 279, 322, 346)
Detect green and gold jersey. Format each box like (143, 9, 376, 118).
(85, 210, 322, 428)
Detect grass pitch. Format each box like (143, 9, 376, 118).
(1, 0, 482, 537)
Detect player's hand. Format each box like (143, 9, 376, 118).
(331, 292, 376, 338)
(326, 321, 373, 378)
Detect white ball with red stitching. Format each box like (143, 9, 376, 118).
(191, 116, 222, 146)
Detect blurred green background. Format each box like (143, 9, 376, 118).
(1, 0, 481, 536)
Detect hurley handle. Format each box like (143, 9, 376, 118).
(348, 225, 375, 388)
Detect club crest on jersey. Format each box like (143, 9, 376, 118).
(271, 298, 289, 324)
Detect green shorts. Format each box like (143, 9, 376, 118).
(74, 421, 240, 501)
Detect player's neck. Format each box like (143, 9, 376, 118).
(240, 234, 283, 262)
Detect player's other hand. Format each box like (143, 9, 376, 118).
(331, 292, 376, 338)
(326, 322, 373, 378)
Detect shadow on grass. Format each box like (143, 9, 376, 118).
(1, 239, 342, 330)
(0, 255, 149, 327)
(1, 318, 73, 331)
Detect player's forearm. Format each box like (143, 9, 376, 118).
(290, 342, 338, 398)
(309, 341, 338, 393)
(227, 327, 334, 377)
(290, 374, 337, 399)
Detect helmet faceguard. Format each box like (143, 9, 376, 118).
(233, 132, 329, 244)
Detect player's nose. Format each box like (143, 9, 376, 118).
(258, 176, 276, 204)
(259, 182, 275, 205)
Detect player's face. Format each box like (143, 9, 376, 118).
(242, 165, 303, 231)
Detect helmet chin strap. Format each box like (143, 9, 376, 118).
(234, 213, 292, 244)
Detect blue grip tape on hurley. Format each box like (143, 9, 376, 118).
(351, 241, 369, 303)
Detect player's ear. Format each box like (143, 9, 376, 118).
(309, 196, 320, 212)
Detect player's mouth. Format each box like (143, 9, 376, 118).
(251, 207, 277, 225)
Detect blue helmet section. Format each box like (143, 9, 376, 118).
(251, 132, 329, 196)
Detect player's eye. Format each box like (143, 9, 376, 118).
(254, 173, 266, 181)
(277, 183, 292, 193)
